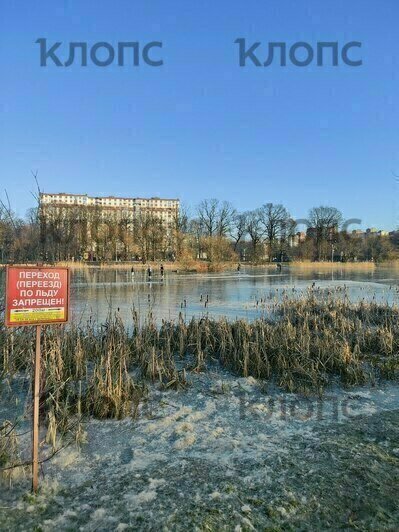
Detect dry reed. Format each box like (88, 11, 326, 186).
(1, 291, 399, 472)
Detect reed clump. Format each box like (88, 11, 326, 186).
(1, 293, 399, 446)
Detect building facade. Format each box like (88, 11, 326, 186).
(39, 192, 180, 261)
(40, 192, 179, 226)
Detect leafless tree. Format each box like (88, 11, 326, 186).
(308, 206, 343, 261)
(246, 209, 264, 261)
(188, 218, 204, 259)
(217, 201, 236, 237)
(170, 204, 190, 260)
(230, 212, 248, 251)
(259, 203, 291, 261)
(197, 199, 219, 237)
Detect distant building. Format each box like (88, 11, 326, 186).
(39, 192, 180, 261)
(40, 192, 180, 227)
(363, 228, 389, 237)
(289, 231, 306, 247)
(306, 226, 338, 240)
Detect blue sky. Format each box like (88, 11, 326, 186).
(0, 0, 398, 229)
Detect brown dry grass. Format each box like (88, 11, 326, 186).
(289, 261, 376, 270)
(53, 260, 234, 273)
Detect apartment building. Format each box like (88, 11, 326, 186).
(39, 192, 180, 226)
(289, 231, 306, 247)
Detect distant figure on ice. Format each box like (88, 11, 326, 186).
(276, 263, 282, 272)
(237, 263, 241, 273)
(147, 266, 152, 281)
(160, 264, 164, 278)
(131, 266, 135, 278)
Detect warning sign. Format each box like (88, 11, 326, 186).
(5, 266, 70, 327)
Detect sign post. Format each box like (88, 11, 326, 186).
(4, 266, 70, 492)
(32, 324, 41, 493)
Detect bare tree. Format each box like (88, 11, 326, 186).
(308, 206, 343, 261)
(170, 204, 190, 259)
(118, 214, 134, 260)
(259, 203, 290, 261)
(188, 218, 204, 259)
(197, 199, 219, 237)
(217, 201, 236, 237)
(230, 212, 248, 251)
(246, 209, 264, 261)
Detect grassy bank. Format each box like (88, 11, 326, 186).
(3, 260, 235, 273)
(53, 260, 379, 271)
(0, 259, 387, 273)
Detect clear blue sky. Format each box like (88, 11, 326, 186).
(1, 0, 398, 229)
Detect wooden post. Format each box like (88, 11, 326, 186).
(32, 325, 41, 493)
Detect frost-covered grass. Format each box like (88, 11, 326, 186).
(0, 369, 399, 530)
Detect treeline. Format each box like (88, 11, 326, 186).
(0, 199, 397, 264)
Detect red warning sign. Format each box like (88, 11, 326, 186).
(5, 266, 70, 327)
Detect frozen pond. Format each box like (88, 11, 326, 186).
(69, 265, 399, 324)
(2, 265, 399, 324)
